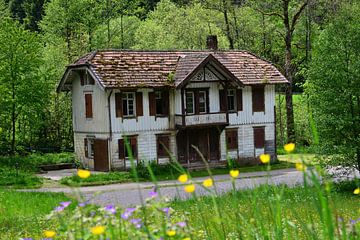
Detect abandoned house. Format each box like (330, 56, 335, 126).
(57, 36, 288, 171)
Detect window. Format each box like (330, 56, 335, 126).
(186, 92, 195, 114)
(157, 135, 170, 158)
(227, 89, 236, 112)
(80, 71, 95, 85)
(122, 92, 135, 117)
(198, 91, 207, 113)
(118, 136, 137, 159)
(84, 138, 94, 158)
(226, 129, 238, 150)
(149, 91, 169, 116)
(85, 94, 93, 118)
(252, 86, 265, 112)
(254, 127, 265, 148)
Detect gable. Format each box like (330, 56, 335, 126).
(190, 66, 225, 82)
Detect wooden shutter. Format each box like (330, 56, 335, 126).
(226, 130, 238, 150)
(84, 138, 88, 158)
(131, 137, 138, 158)
(219, 89, 226, 112)
(136, 92, 143, 116)
(85, 94, 93, 118)
(149, 92, 156, 116)
(254, 127, 265, 148)
(163, 91, 169, 116)
(118, 139, 125, 159)
(252, 86, 265, 112)
(157, 135, 170, 157)
(236, 89, 243, 111)
(194, 91, 200, 114)
(115, 93, 123, 118)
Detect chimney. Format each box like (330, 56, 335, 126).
(206, 35, 218, 50)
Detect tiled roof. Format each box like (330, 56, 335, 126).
(70, 50, 288, 88)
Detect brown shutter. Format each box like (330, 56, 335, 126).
(254, 127, 265, 148)
(84, 138, 88, 158)
(252, 86, 265, 112)
(118, 139, 125, 159)
(85, 94, 93, 118)
(236, 89, 243, 111)
(115, 93, 123, 118)
(149, 92, 156, 116)
(163, 91, 169, 116)
(136, 92, 143, 116)
(131, 137, 137, 158)
(219, 89, 226, 112)
(80, 72, 85, 86)
(157, 135, 170, 157)
(206, 90, 210, 113)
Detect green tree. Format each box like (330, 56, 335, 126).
(307, 2, 360, 170)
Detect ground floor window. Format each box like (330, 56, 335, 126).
(253, 127, 265, 148)
(84, 137, 94, 158)
(226, 129, 238, 150)
(118, 136, 138, 160)
(157, 134, 170, 158)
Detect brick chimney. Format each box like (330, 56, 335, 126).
(206, 35, 218, 50)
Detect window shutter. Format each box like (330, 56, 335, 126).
(194, 91, 200, 114)
(131, 137, 138, 158)
(85, 94, 93, 118)
(206, 90, 210, 113)
(236, 89, 243, 111)
(252, 86, 265, 112)
(157, 135, 170, 157)
(84, 138, 88, 158)
(163, 91, 169, 116)
(254, 127, 265, 148)
(118, 139, 125, 159)
(136, 92, 143, 116)
(226, 130, 238, 150)
(115, 93, 123, 118)
(219, 89, 226, 112)
(149, 92, 156, 116)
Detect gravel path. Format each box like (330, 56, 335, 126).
(33, 168, 304, 207)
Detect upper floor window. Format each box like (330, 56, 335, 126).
(186, 92, 195, 114)
(252, 86, 265, 112)
(198, 91, 207, 113)
(220, 88, 242, 112)
(227, 89, 236, 112)
(149, 90, 169, 117)
(115, 92, 143, 118)
(80, 71, 95, 86)
(85, 93, 93, 118)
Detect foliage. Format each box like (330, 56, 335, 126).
(60, 171, 132, 187)
(307, 2, 360, 169)
(0, 190, 71, 239)
(0, 167, 42, 188)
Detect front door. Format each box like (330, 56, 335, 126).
(93, 139, 109, 171)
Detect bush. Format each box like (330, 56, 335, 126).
(60, 171, 132, 186)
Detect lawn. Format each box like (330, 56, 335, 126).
(0, 190, 72, 239)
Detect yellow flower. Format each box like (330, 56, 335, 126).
(90, 225, 105, 235)
(178, 174, 188, 183)
(295, 163, 307, 171)
(284, 143, 295, 153)
(182, 238, 191, 240)
(43, 230, 56, 238)
(166, 230, 176, 237)
(202, 178, 213, 188)
(229, 170, 239, 178)
(354, 188, 360, 195)
(184, 184, 195, 193)
(77, 169, 91, 179)
(260, 154, 270, 164)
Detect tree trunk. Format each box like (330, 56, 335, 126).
(11, 81, 16, 155)
(222, 0, 234, 49)
(120, 14, 124, 49)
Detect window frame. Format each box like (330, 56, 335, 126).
(198, 90, 207, 114)
(185, 91, 195, 115)
(85, 137, 95, 159)
(227, 89, 236, 112)
(122, 92, 136, 117)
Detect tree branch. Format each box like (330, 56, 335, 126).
(255, 8, 284, 20)
(291, 2, 308, 33)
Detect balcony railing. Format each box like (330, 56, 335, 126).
(175, 112, 228, 128)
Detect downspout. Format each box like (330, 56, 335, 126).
(107, 90, 113, 171)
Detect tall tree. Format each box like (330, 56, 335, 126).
(307, 2, 360, 170)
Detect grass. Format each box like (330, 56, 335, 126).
(60, 171, 133, 186)
(0, 167, 43, 188)
(0, 189, 72, 239)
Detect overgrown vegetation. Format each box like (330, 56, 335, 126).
(61, 171, 132, 187)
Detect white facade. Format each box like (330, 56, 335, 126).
(71, 67, 277, 171)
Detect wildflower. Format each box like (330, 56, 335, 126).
(77, 169, 91, 179)
(43, 230, 56, 238)
(166, 230, 176, 237)
(177, 221, 187, 228)
(78, 201, 90, 207)
(284, 143, 295, 153)
(182, 238, 191, 240)
(54, 206, 65, 212)
(130, 218, 142, 228)
(104, 204, 116, 214)
(202, 178, 213, 188)
(260, 154, 270, 164)
(354, 188, 360, 195)
(121, 207, 136, 219)
(90, 225, 105, 235)
(162, 207, 171, 216)
(295, 162, 307, 171)
(229, 170, 239, 178)
(184, 184, 195, 193)
(21, 238, 32, 240)
(149, 190, 158, 198)
(178, 174, 188, 183)
(60, 201, 71, 207)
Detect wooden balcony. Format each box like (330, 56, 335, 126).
(175, 112, 228, 128)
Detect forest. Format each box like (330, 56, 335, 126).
(0, 0, 359, 166)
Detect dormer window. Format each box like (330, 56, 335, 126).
(80, 71, 95, 86)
